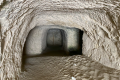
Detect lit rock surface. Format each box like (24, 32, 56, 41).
(1, 0, 120, 80)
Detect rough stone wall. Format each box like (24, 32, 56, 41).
(1, 0, 120, 80)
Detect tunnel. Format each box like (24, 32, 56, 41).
(47, 29, 63, 48)
(22, 25, 83, 70)
(22, 26, 83, 56)
(41, 29, 68, 56)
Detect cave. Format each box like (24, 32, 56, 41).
(1, 1, 120, 80)
(41, 29, 68, 56)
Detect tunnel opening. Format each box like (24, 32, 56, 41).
(22, 26, 84, 57)
(41, 28, 84, 56)
(40, 29, 68, 56)
(22, 26, 84, 71)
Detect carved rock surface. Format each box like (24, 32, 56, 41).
(1, 0, 120, 80)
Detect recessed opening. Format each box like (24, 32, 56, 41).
(22, 26, 84, 71)
(40, 29, 68, 56)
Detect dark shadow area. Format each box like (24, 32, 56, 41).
(21, 39, 27, 71)
(40, 47, 69, 56)
(79, 29, 84, 55)
(39, 29, 69, 57)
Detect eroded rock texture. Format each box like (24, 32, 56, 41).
(1, 0, 120, 80)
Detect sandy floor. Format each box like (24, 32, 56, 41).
(20, 52, 120, 80)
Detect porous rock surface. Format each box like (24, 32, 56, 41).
(1, 0, 120, 80)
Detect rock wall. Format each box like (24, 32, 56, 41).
(0, 0, 120, 80)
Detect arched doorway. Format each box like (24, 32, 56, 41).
(22, 25, 84, 57)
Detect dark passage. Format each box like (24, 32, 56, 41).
(41, 29, 68, 56)
(41, 29, 84, 56)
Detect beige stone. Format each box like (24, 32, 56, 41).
(1, 0, 120, 80)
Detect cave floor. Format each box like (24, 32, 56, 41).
(20, 55, 120, 80)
